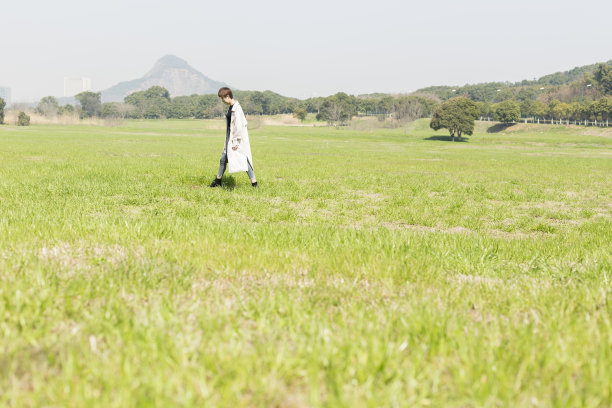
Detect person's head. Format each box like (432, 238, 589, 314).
(218, 87, 234, 105)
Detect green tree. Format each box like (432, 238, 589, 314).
(101, 103, 126, 118)
(547, 100, 560, 119)
(293, 107, 307, 121)
(593, 63, 612, 94)
(75, 91, 102, 118)
(533, 101, 548, 119)
(17, 111, 30, 126)
(393, 96, 433, 122)
(141, 86, 171, 118)
(516, 87, 538, 101)
(317, 93, 357, 126)
(195, 95, 223, 119)
(475, 101, 493, 119)
(603, 97, 612, 122)
(168, 96, 198, 118)
(495, 100, 520, 123)
(377, 96, 394, 114)
(574, 102, 590, 120)
(36, 96, 59, 117)
(0, 97, 5, 124)
(124, 86, 171, 119)
(429, 97, 479, 142)
(556, 102, 571, 121)
(590, 97, 612, 122)
(569, 102, 581, 120)
(358, 98, 378, 115)
(144, 86, 170, 100)
(519, 99, 536, 117)
(303, 97, 324, 114)
(548, 100, 573, 120)
(245, 91, 265, 115)
(58, 104, 75, 116)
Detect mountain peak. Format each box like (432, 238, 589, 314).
(145, 54, 192, 77)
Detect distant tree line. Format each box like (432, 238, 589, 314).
(419, 62, 612, 123)
(310, 92, 439, 125)
(477, 97, 612, 123)
(26, 62, 612, 125)
(34, 94, 90, 118)
(30, 87, 440, 125)
(113, 88, 438, 124)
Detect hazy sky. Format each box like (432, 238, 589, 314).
(1, 0, 610, 102)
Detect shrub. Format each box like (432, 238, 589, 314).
(293, 107, 307, 121)
(17, 112, 30, 126)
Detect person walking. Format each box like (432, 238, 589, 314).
(209, 87, 257, 188)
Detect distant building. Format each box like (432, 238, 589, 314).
(0, 86, 11, 106)
(63, 77, 92, 97)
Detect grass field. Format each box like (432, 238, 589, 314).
(0, 118, 611, 407)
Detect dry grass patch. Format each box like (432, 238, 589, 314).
(381, 222, 472, 235)
(382, 221, 549, 239)
(288, 201, 315, 218)
(518, 201, 570, 210)
(38, 242, 144, 272)
(490, 229, 546, 239)
(351, 190, 385, 202)
(260, 114, 300, 126)
(159, 196, 191, 205)
(450, 274, 504, 286)
(120, 205, 144, 217)
(580, 127, 612, 137)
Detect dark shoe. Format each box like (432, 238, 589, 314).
(251, 181, 258, 188)
(209, 178, 222, 188)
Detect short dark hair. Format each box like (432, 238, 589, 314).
(218, 87, 233, 99)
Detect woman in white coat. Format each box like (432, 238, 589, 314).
(209, 87, 257, 188)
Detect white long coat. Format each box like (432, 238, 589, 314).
(226, 102, 254, 173)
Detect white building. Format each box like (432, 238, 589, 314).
(63, 77, 92, 97)
(0, 86, 11, 106)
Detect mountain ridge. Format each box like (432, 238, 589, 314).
(100, 55, 228, 103)
(415, 59, 612, 100)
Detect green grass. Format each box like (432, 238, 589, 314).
(0, 118, 611, 407)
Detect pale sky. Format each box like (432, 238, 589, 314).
(1, 0, 610, 102)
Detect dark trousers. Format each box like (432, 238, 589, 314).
(217, 152, 255, 179)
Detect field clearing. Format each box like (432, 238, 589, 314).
(0, 119, 611, 407)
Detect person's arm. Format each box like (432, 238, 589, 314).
(230, 106, 247, 149)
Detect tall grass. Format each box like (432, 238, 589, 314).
(0, 119, 610, 407)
